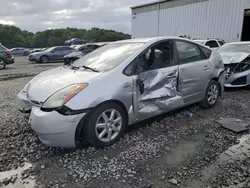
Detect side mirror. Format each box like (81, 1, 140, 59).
(51, 49, 55, 53)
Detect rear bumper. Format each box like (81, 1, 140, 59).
(5, 57, 15, 64)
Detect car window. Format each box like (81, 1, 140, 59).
(176, 41, 204, 64)
(61, 47, 72, 51)
(54, 47, 63, 51)
(218, 40, 225, 46)
(205, 40, 219, 48)
(200, 46, 212, 59)
(135, 41, 175, 73)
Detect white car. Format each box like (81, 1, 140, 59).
(194, 39, 225, 50)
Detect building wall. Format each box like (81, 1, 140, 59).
(131, 0, 250, 42)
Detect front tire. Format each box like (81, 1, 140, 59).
(83, 103, 127, 148)
(0, 59, 6, 70)
(40, 56, 49, 63)
(200, 80, 219, 108)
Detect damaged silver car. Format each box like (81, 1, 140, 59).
(17, 37, 224, 148)
(218, 42, 250, 87)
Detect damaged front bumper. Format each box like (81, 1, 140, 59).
(224, 69, 250, 87)
(17, 90, 87, 147)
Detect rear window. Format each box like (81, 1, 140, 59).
(205, 40, 219, 48)
(218, 40, 225, 46)
(200, 46, 212, 59)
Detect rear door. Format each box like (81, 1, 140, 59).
(175, 40, 211, 104)
(133, 40, 184, 121)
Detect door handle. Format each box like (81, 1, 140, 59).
(204, 65, 210, 70)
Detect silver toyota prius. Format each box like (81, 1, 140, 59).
(17, 37, 225, 148)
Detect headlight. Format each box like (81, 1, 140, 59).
(42, 83, 88, 109)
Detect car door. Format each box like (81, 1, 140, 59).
(175, 40, 211, 104)
(62, 47, 74, 57)
(133, 40, 184, 121)
(49, 47, 60, 60)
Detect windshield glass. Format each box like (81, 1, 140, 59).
(218, 43, 250, 53)
(72, 42, 144, 72)
(44, 47, 55, 52)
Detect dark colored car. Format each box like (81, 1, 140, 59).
(65, 38, 86, 46)
(28, 46, 77, 63)
(0, 43, 14, 70)
(10, 48, 30, 56)
(63, 43, 108, 65)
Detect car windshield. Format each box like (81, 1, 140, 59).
(218, 43, 250, 53)
(44, 47, 55, 52)
(72, 42, 144, 72)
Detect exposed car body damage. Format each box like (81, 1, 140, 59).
(218, 42, 250, 87)
(136, 67, 183, 120)
(221, 53, 250, 87)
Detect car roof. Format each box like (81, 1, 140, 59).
(112, 36, 192, 44)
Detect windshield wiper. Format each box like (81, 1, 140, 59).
(69, 65, 80, 70)
(81, 65, 99, 72)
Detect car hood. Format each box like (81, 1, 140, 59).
(220, 52, 250, 64)
(64, 51, 83, 58)
(26, 67, 102, 102)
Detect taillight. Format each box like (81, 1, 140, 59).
(6, 50, 12, 57)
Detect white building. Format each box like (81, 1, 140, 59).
(131, 0, 250, 42)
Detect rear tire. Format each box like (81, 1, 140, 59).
(200, 80, 220, 108)
(40, 56, 49, 63)
(0, 59, 6, 70)
(83, 103, 127, 148)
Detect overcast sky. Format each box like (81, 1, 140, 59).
(0, 0, 153, 34)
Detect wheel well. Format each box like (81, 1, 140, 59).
(211, 77, 221, 95)
(40, 55, 49, 61)
(74, 100, 129, 146)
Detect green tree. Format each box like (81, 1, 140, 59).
(0, 25, 131, 48)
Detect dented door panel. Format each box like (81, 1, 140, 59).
(134, 66, 184, 121)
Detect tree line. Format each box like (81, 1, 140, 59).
(0, 24, 131, 48)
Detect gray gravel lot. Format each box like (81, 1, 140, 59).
(1, 57, 250, 188)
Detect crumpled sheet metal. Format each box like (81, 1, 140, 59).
(221, 52, 250, 64)
(138, 68, 184, 114)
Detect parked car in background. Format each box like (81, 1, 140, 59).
(63, 43, 108, 65)
(217, 42, 250, 87)
(65, 38, 86, 46)
(11, 48, 30, 56)
(0, 43, 14, 70)
(18, 37, 224, 148)
(193, 39, 225, 50)
(28, 46, 77, 63)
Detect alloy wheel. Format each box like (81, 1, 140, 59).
(0, 60, 5, 70)
(207, 84, 219, 105)
(95, 109, 122, 142)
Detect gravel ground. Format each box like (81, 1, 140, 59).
(0, 57, 250, 188)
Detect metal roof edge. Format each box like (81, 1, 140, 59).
(130, 0, 160, 9)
